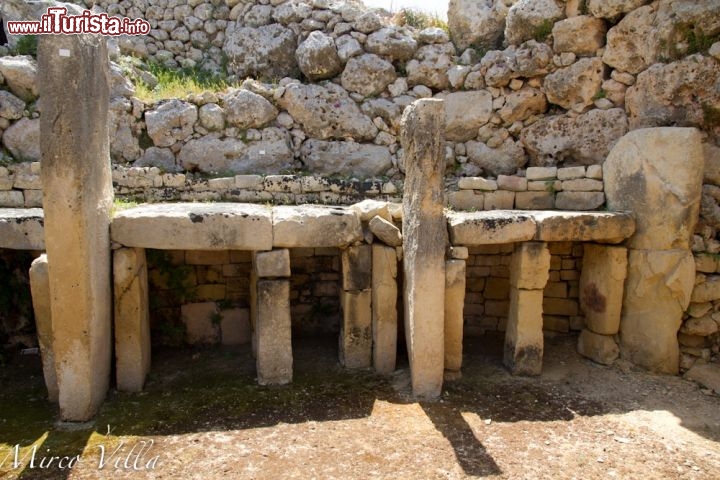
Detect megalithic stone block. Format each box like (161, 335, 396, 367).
(401, 98, 447, 398)
(39, 33, 113, 421)
(342, 245, 372, 291)
(255, 279, 292, 385)
(113, 248, 151, 392)
(340, 289, 372, 369)
(29, 254, 58, 402)
(445, 259, 466, 373)
(372, 244, 398, 375)
(504, 288, 545, 376)
(509, 242, 551, 290)
(580, 244, 627, 335)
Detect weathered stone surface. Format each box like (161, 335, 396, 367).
(604, 128, 704, 250)
(39, 33, 113, 421)
(113, 248, 150, 392)
(505, 0, 564, 45)
(602, 6, 656, 74)
(0, 208, 44, 250)
(504, 288, 544, 375)
(544, 58, 604, 111)
(448, 211, 536, 245)
(224, 24, 299, 79)
(691, 276, 720, 303)
(402, 99, 447, 398)
(365, 27, 418, 61)
(231, 128, 295, 174)
(510, 242, 550, 290)
(0, 55, 37, 100)
(223, 89, 278, 129)
(577, 329, 620, 366)
(273, 205, 362, 248)
(280, 83, 377, 141)
(554, 192, 605, 211)
(532, 211, 635, 243)
(587, 0, 650, 19)
(552, 16, 606, 55)
(112, 203, 273, 251)
(482, 40, 554, 88)
(448, 0, 513, 50)
(445, 259, 466, 372)
(372, 245, 398, 375)
(681, 315, 719, 336)
(253, 249, 291, 278)
(444, 91, 493, 142)
(340, 289, 372, 369)
(300, 140, 392, 177)
(108, 98, 141, 162)
(351, 199, 391, 222)
(369, 216, 402, 247)
(255, 279, 293, 385)
(515, 191, 554, 209)
(220, 308, 251, 346)
(198, 103, 225, 131)
(296, 31, 342, 81)
(498, 88, 547, 125)
(620, 249, 695, 374)
(341, 54, 396, 97)
(145, 100, 197, 147)
(135, 147, 177, 172)
(684, 363, 720, 394)
(406, 43, 455, 91)
(29, 255, 58, 402)
(522, 109, 628, 167)
(580, 245, 627, 335)
(178, 137, 244, 173)
(466, 138, 527, 176)
(2, 117, 40, 162)
(0, 90, 25, 120)
(342, 245, 372, 291)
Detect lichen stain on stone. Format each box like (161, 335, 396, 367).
(189, 213, 204, 223)
(583, 282, 606, 313)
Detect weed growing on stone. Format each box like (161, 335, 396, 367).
(14, 35, 38, 56)
(394, 8, 448, 33)
(133, 63, 231, 102)
(702, 102, 720, 130)
(533, 20, 554, 42)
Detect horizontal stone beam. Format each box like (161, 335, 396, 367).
(273, 205, 362, 248)
(0, 208, 44, 250)
(447, 210, 536, 245)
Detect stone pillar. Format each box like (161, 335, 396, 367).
(577, 244, 627, 365)
(340, 245, 372, 368)
(113, 248, 151, 392)
(39, 34, 113, 421)
(444, 259, 466, 374)
(604, 127, 704, 374)
(504, 242, 550, 376)
(401, 98, 447, 398)
(252, 249, 292, 385)
(29, 255, 58, 403)
(372, 244, 397, 374)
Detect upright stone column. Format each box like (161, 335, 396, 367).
(114, 248, 151, 392)
(340, 245, 372, 368)
(39, 34, 113, 421)
(372, 244, 397, 374)
(604, 128, 704, 374)
(29, 255, 58, 402)
(444, 259, 466, 374)
(252, 249, 292, 385)
(504, 242, 550, 376)
(401, 98, 447, 398)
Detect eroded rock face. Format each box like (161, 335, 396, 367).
(552, 16, 606, 56)
(230, 128, 295, 174)
(499, 87, 547, 124)
(109, 98, 141, 163)
(300, 139, 392, 177)
(0, 91, 25, 120)
(521, 108, 628, 166)
(2, 117, 40, 162)
(587, 0, 650, 19)
(505, 0, 564, 46)
(296, 31, 342, 81)
(466, 138, 527, 176)
(406, 43, 455, 91)
(341, 54, 396, 97)
(222, 89, 278, 130)
(482, 40, 553, 87)
(444, 91, 493, 142)
(448, 0, 516, 51)
(544, 57, 604, 111)
(280, 83, 377, 141)
(224, 24, 299, 79)
(0, 55, 37, 101)
(178, 136, 245, 173)
(145, 100, 198, 148)
(365, 27, 418, 61)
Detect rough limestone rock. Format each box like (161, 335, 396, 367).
(0, 55, 38, 101)
(0, 90, 25, 120)
(272, 205, 363, 248)
(178, 137, 244, 173)
(300, 140, 392, 177)
(620, 249, 695, 374)
(224, 24, 299, 79)
(626, 56, 720, 133)
(369, 216, 402, 247)
(273, 0, 313, 25)
(354, 11, 383, 34)
(145, 100, 198, 148)
(684, 363, 720, 394)
(336, 35, 364, 62)
(505, 0, 564, 45)
(222, 89, 278, 129)
(280, 83, 377, 141)
(465, 137, 525, 177)
(580, 245, 628, 335)
(499, 88, 547, 124)
(578, 330, 620, 365)
(2, 117, 40, 162)
(602, 6, 657, 74)
(407, 43, 456, 91)
(444, 91, 493, 142)
(418, 27, 450, 45)
(681, 315, 719, 336)
(482, 40, 553, 87)
(198, 103, 225, 131)
(365, 27, 418, 61)
(341, 54, 397, 97)
(243, 4, 273, 27)
(296, 31, 342, 81)
(544, 58, 604, 111)
(135, 147, 177, 172)
(521, 108, 628, 167)
(234, 129, 295, 174)
(109, 98, 141, 162)
(448, 0, 516, 51)
(604, 128, 704, 250)
(0, 208, 45, 250)
(552, 16, 606, 56)
(588, 0, 650, 19)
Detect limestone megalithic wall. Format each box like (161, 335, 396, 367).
(38, 33, 114, 421)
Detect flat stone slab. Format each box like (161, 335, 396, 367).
(273, 205, 362, 248)
(531, 211, 635, 243)
(0, 208, 45, 250)
(111, 203, 273, 251)
(447, 210, 536, 245)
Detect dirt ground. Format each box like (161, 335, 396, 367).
(1, 332, 719, 479)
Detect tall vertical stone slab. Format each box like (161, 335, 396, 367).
(372, 244, 398, 374)
(604, 128, 704, 374)
(340, 289, 373, 369)
(580, 244, 627, 335)
(444, 259, 466, 373)
(504, 242, 550, 376)
(401, 98, 447, 398)
(29, 255, 58, 403)
(255, 279, 293, 385)
(113, 248, 151, 392)
(39, 34, 113, 421)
